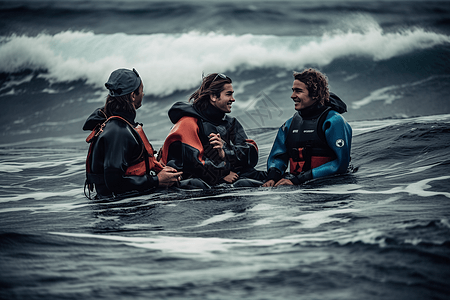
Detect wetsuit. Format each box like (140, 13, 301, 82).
(266, 94, 352, 185)
(83, 108, 160, 198)
(159, 101, 266, 188)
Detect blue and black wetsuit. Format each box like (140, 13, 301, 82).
(266, 94, 352, 185)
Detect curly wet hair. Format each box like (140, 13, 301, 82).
(189, 73, 232, 111)
(293, 68, 330, 105)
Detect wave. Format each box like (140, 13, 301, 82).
(1, 18, 449, 97)
(351, 75, 450, 109)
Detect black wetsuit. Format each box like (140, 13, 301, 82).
(83, 108, 159, 198)
(160, 102, 266, 188)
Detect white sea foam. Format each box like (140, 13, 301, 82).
(0, 74, 33, 93)
(385, 163, 440, 179)
(49, 230, 349, 261)
(291, 208, 358, 229)
(337, 228, 388, 247)
(48, 232, 291, 258)
(195, 210, 238, 227)
(1, 160, 71, 173)
(259, 175, 450, 199)
(1, 24, 448, 97)
(404, 176, 450, 198)
(0, 135, 86, 147)
(248, 203, 282, 211)
(0, 188, 83, 205)
(350, 113, 450, 135)
(352, 76, 449, 109)
(49, 226, 392, 259)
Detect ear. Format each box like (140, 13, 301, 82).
(210, 94, 217, 103)
(129, 92, 138, 109)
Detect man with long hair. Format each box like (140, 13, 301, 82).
(263, 68, 352, 187)
(83, 68, 182, 199)
(159, 73, 266, 189)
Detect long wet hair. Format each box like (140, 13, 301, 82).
(189, 73, 232, 111)
(103, 85, 141, 117)
(294, 68, 330, 105)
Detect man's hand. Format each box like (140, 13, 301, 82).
(157, 166, 183, 187)
(274, 178, 293, 187)
(262, 179, 275, 187)
(209, 133, 225, 159)
(223, 171, 239, 183)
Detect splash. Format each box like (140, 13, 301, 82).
(1, 24, 449, 97)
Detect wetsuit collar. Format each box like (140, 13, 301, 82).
(84, 107, 136, 131)
(297, 102, 327, 119)
(167, 101, 226, 125)
(109, 108, 137, 125)
(196, 102, 226, 125)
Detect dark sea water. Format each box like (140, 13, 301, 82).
(1, 1, 450, 299)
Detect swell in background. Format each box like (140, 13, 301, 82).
(0, 0, 450, 146)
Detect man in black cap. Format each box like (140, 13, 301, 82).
(83, 68, 182, 199)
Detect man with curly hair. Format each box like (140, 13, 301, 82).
(263, 68, 352, 187)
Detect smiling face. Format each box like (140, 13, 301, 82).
(291, 80, 316, 111)
(210, 83, 235, 113)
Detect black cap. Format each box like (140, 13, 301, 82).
(105, 68, 141, 97)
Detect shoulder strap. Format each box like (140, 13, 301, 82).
(286, 112, 302, 143)
(85, 115, 149, 175)
(85, 115, 134, 143)
(108, 118, 151, 175)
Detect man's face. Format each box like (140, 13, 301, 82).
(210, 83, 235, 113)
(291, 80, 315, 110)
(132, 82, 144, 109)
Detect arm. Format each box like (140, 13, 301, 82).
(101, 120, 161, 193)
(312, 111, 352, 178)
(265, 118, 293, 183)
(222, 119, 259, 171)
(160, 117, 231, 185)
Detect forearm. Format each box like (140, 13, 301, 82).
(104, 169, 158, 193)
(224, 141, 259, 170)
(167, 143, 230, 185)
(311, 156, 350, 179)
(266, 125, 290, 180)
(312, 112, 352, 179)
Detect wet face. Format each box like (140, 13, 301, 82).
(131, 82, 144, 110)
(210, 83, 235, 113)
(291, 80, 316, 111)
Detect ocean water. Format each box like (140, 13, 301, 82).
(1, 1, 450, 299)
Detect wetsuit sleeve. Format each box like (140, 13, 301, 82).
(266, 118, 293, 182)
(160, 117, 231, 185)
(101, 121, 159, 193)
(310, 111, 352, 180)
(224, 120, 259, 171)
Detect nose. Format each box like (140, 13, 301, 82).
(291, 91, 296, 99)
(231, 95, 235, 102)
